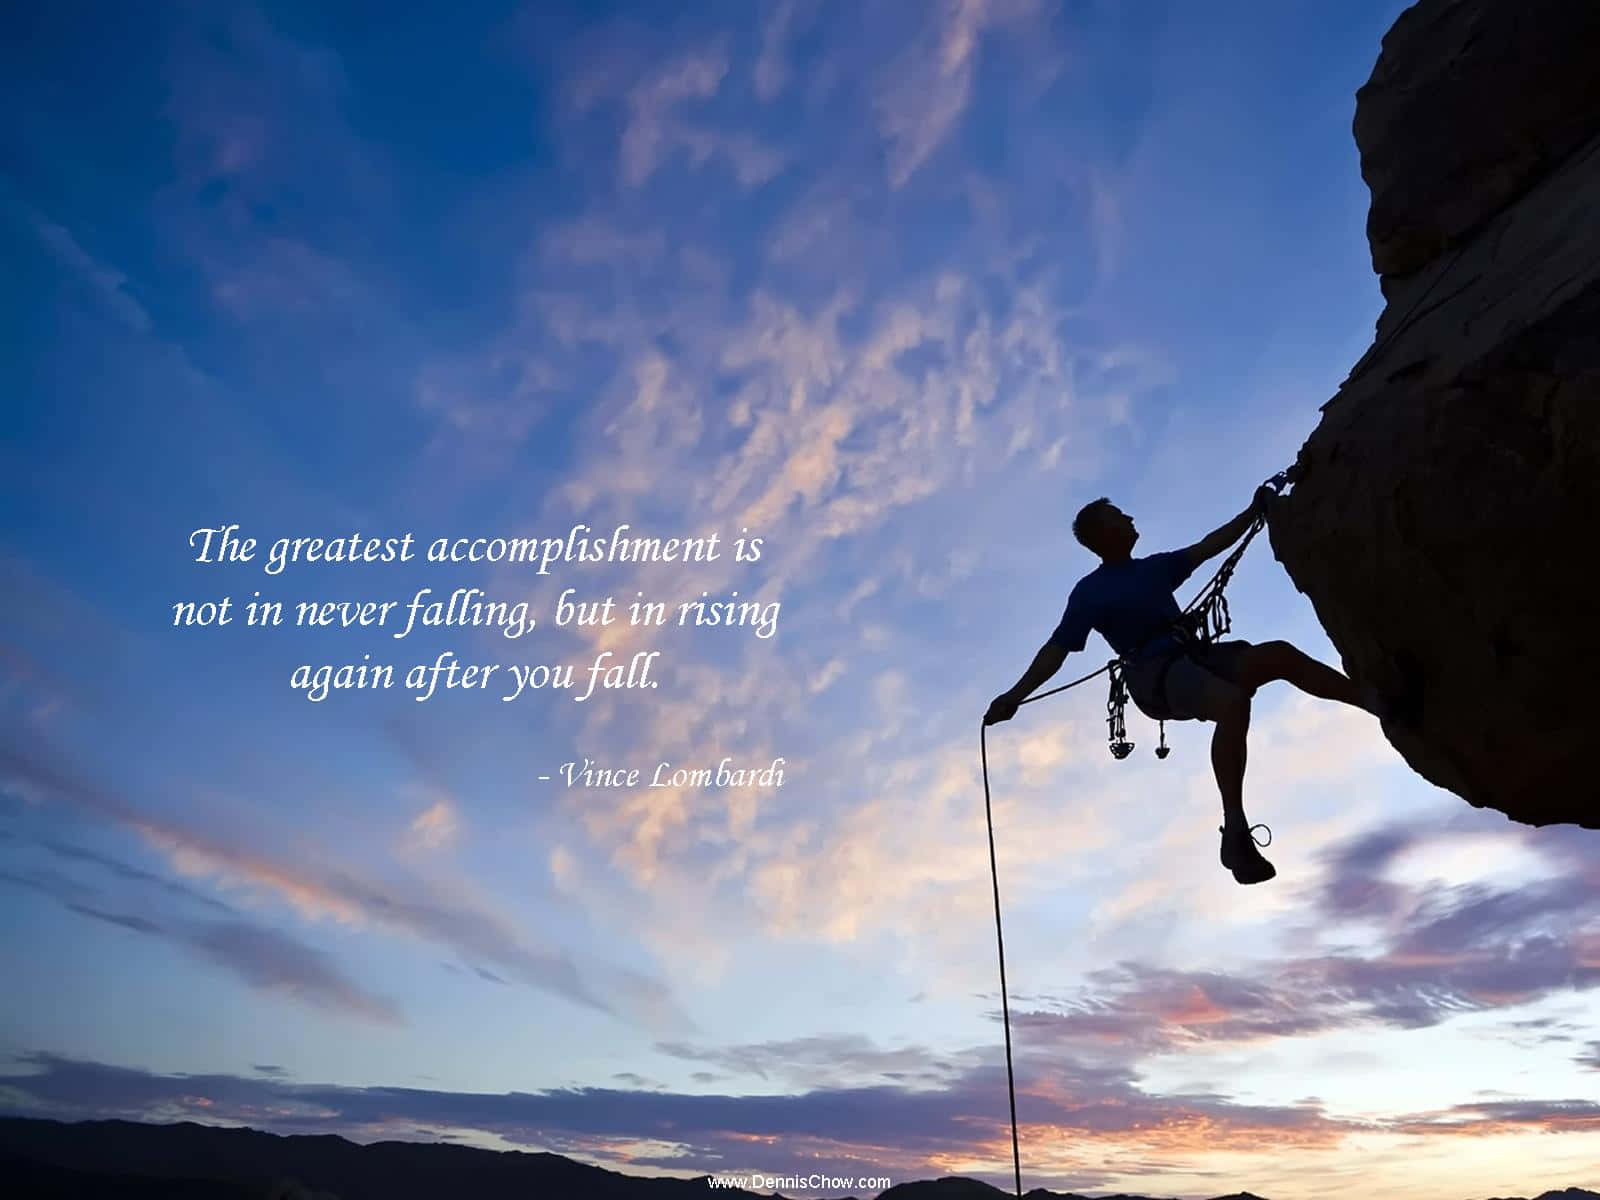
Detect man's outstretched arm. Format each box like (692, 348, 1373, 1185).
(985, 641, 1068, 725)
(1182, 485, 1275, 568)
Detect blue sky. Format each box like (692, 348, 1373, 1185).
(4, 1, 1598, 1196)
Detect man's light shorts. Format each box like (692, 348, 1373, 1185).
(1125, 639, 1253, 722)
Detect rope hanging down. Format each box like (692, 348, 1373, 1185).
(976, 466, 1294, 1198)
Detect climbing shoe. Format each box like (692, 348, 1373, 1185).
(1219, 822, 1276, 885)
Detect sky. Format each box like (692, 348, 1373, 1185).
(3, 1, 1598, 1197)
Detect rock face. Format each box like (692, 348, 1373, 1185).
(1268, 0, 1600, 827)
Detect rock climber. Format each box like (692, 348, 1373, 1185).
(983, 487, 1389, 885)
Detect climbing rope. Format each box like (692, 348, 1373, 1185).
(976, 466, 1293, 1197)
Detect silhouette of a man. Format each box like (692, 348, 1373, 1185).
(984, 488, 1383, 885)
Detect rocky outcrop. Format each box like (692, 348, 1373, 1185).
(1355, 0, 1600, 287)
(1268, 0, 1600, 827)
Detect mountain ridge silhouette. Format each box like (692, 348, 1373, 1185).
(1, 1117, 1594, 1200)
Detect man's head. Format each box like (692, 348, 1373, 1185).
(1072, 497, 1138, 559)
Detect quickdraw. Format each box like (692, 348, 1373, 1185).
(1106, 660, 1135, 759)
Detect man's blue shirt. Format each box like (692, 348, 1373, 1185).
(1047, 549, 1197, 660)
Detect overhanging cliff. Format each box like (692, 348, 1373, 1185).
(1268, 0, 1600, 827)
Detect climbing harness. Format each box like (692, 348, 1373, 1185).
(977, 466, 1295, 1197)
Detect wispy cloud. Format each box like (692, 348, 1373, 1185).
(873, 0, 1047, 189)
(31, 836, 238, 914)
(0, 735, 687, 1031)
(1, 866, 399, 1022)
(9, 201, 153, 333)
(407, 799, 460, 852)
(565, 34, 785, 190)
(187, 921, 404, 1023)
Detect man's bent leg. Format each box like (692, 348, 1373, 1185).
(1236, 640, 1370, 710)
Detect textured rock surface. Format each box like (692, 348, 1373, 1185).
(1269, 0, 1600, 827)
(1356, 0, 1600, 286)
